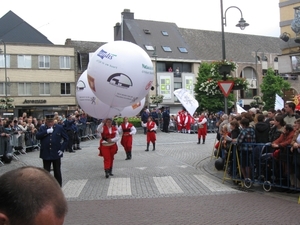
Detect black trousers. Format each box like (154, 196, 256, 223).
(163, 119, 169, 132)
(66, 130, 74, 151)
(73, 131, 80, 145)
(43, 158, 62, 187)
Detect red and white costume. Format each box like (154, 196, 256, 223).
(184, 113, 193, 133)
(118, 122, 136, 153)
(197, 115, 207, 139)
(142, 120, 157, 143)
(177, 111, 183, 132)
(97, 123, 120, 170)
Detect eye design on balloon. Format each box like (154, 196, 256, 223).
(76, 80, 86, 91)
(107, 73, 133, 89)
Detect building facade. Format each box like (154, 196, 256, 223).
(0, 43, 77, 119)
(0, 8, 286, 118)
(114, 9, 281, 113)
(279, 0, 300, 101)
(0, 11, 78, 119)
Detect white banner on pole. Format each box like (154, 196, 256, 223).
(236, 102, 247, 113)
(173, 88, 199, 116)
(275, 94, 284, 110)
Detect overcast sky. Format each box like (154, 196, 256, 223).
(1, 0, 280, 45)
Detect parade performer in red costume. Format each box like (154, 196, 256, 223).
(118, 117, 136, 160)
(141, 116, 157, 151)
(184, 112, 194, 134)
(177, 110, 183, 133)
(97, 118, 120, 178)
(197, 112, 207, 144)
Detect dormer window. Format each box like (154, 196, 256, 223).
(162, 46, 172, 52)
(145, 45, 155, 51)
(143, 29, 151, 34)
(161, 31, 169, 36)
(178, 47, 188, 53)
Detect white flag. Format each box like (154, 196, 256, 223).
(173, 89, 199, 116)
(236, 102, 247, 113)
(275, 94, 284, 110)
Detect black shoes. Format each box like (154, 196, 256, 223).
(145, 144, 150, 151)
(109, 168, 114, 176)
(125, 152, 132, 160)
(105, 168, 114, 178)
(105, 169, 110, 178)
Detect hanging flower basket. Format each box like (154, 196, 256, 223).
(232, 85, 244, 90)
(218, 65, 232, 75)
(211, 60, 237, 77)
(199, 60, 248, 96)
(150, 95, 164, 104)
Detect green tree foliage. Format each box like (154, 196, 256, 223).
(194, 62, 235, 112)
(260, 68, 290, 110)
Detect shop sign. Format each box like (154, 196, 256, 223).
(23, 99, 47, 104)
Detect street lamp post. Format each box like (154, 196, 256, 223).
(152, 47, 158, 107)
(220, 0, 249, 114)
(255, 48, 261, 74)
(0, 40, 8, 111)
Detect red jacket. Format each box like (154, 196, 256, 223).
(101, 125, 117, 143)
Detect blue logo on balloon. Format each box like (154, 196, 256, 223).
(97, 49, 116, 60)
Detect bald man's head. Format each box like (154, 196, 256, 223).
(0, 166, 67, 225)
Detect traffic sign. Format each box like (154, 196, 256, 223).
(218, 81, 234, 97)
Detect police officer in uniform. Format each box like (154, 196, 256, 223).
(36, 114, 69, 186)
(162, 107, 170, 133)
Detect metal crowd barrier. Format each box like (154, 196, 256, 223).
(24, 131, 40, 151)
(0, 134, 20, 165)
(220, 142, 300, 192)
(207, 120, 217, 133)
(77, 122, 98, 141)
(1, 123, 101, 166)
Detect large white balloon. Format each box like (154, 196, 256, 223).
(120, 98, 145, 117)
(76, 71, 122, 119)
(87, 41, 154, 108)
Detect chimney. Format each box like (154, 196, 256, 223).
(122, 9, 134, 20)
(114, 22, 121, 41)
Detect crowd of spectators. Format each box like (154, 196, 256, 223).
(2, 103, 300, 193)
(213, 102, 300, 193)
(0, 110, 101, 164)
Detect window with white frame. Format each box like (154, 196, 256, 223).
(61, 83, 71, 95)
(18, 83, 31, 95)
(174, 82, 182, 102)
(0, 82, 10, 96)
(39, 83, 50, 95)
(38, 55, 50, 68)
(59, 56, 71, 69)
(18, 55, 32, 68)
(0, 55, 10, 68)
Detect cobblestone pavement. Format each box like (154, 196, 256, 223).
(1, 130, 300, 224)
